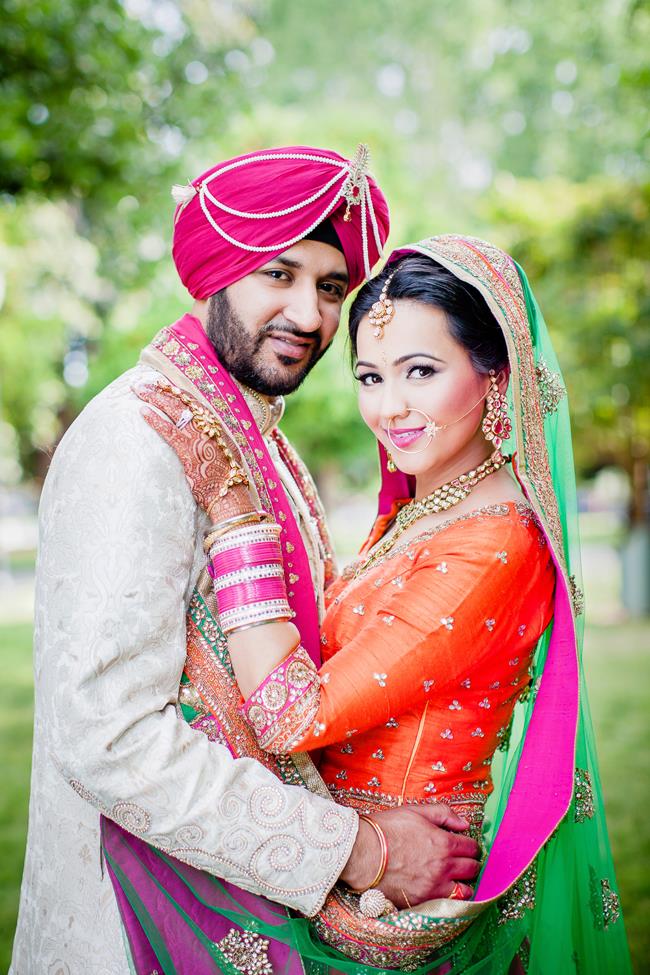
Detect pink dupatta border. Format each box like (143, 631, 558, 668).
(475, 563, 577, 898)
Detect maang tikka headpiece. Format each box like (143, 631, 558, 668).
(368, 273, 395, 339)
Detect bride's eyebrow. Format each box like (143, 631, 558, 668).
(355, 353, 446, 371)
(394, 353, 446, 365)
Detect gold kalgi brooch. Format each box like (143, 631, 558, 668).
(343, 143, 370, 222)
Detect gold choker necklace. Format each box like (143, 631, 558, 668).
(361, 450, 508, 571)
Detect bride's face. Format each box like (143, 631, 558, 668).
(355, 298, 493, 479)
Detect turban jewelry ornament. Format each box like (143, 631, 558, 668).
(172, 144, 383, 280)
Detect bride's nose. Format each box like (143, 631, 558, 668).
(379, 385, 411, 428)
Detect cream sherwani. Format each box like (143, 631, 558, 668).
(10, 364, 357, 975)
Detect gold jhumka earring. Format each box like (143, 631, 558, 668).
(481, 370, 512, 449)
(386, 451, 397, 473)
(368, 274, 395, 338)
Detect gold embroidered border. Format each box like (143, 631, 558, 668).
(347, 502, 537, 582)
(410, 237, 568, 584)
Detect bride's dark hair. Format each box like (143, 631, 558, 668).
(348, 254, 508, 374)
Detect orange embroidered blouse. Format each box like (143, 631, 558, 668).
(242, 502, 555, 811)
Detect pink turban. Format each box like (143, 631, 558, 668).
(171, 145, 390, 299)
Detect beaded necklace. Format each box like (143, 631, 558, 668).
(360, 450, 509, 572)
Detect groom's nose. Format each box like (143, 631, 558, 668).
(283, 282, 323, 333)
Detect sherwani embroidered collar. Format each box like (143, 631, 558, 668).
(236, 382, 285, 436)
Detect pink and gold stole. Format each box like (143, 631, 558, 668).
(145, 312, 329, 665)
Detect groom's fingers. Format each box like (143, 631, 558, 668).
(411, 805, 481, 861)
(447, 881, 475, 901)
(450, 856, 481, 881)
(411, 802, 470, 833)
(346, 805, 483, 906)
(445, 832, 481, 860)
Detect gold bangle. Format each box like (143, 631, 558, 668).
(226, 615, 294, 635)
(348, 814, 389, 894)
(400, 887, 413, 911)
(203, 511, 268, 550)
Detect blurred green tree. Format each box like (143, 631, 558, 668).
(0, 0, 253, 206)
(0, 0, 254, 479)
(486, 178, 650, 523)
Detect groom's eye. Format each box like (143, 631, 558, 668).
(319, 281, 345, 299)
(262, 269, 291, 282)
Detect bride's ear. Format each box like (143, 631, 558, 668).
(494, 366, 510, 395)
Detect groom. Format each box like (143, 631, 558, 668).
(11, 145, 479, 974)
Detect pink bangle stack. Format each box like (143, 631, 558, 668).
(208, 522, 292, 633)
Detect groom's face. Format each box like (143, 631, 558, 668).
(206, 240, 349, 396)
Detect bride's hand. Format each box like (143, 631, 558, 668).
(340, 803, 480, 906)
(133, 383, 257, 524)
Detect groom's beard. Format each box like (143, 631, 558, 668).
(205, 291, 333, 397)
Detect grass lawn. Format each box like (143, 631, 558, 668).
(1, 619, 648, 973)
(0, 622, 35, 975)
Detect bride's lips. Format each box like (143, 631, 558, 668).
(267, 333, 314, 362)
(385, 427, 426, 449)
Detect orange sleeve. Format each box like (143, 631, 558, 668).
(241, 515, 553, 753)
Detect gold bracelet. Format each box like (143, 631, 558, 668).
(400, 887, 413, 911)
(203, 511, 268, 551)
(226, 615, 294, 635)
(348, 814, 389, 894)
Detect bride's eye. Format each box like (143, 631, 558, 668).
(407, 364, 436, 379)
(355, 372, 382, 386)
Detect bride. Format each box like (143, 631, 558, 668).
(104, 234, 630, 974)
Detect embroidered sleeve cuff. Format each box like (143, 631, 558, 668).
(241, 645, 321, 753)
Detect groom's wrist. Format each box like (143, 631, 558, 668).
(338, 816, 377, 892)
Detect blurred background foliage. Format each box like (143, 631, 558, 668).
(0, 0, 648, 514)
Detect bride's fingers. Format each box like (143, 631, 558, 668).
(140, 404, 187, 453)
(132, 383, 193, 428)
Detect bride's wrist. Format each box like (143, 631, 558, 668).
(203, 510, 269, 550)
(207, 520, 292, 634)
(206, 483, 260, 526)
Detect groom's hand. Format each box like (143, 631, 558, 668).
(339, 804, 480, 907)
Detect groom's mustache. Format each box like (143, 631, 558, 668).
(255, 319, 335, 362)
(257, 320, 320, 346)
